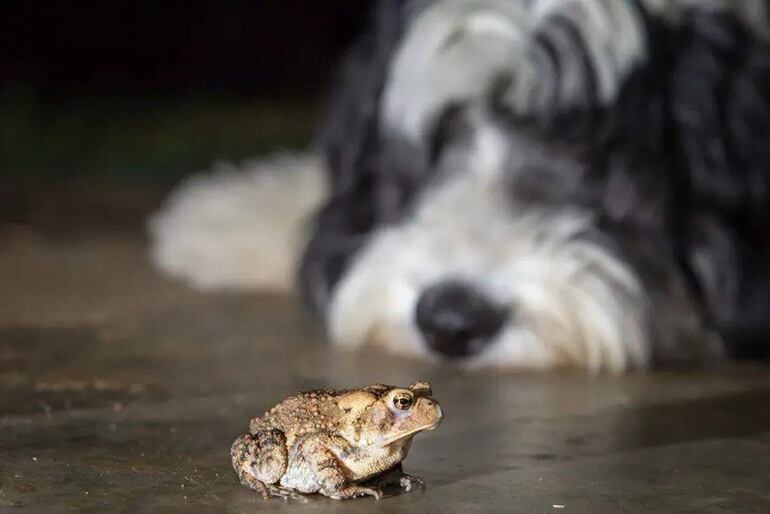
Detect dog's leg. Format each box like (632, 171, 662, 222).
(148, 153, 326, 292)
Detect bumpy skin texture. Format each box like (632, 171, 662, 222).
(231, 381, 442, 500)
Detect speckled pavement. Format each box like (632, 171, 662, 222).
(2, 186, 770, 513)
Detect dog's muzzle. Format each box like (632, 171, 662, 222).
(415, 280, 508, 358)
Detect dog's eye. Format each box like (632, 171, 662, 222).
(393, 394, 413, 410)
(429, 103, 465, 166)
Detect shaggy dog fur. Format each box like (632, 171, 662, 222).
(150, 0, 770, 372)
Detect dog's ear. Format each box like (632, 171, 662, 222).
(409, 381, 432, 396)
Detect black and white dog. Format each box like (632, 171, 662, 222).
(150, 0, 770, 372)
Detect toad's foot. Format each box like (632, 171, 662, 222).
(265, 485, 309, 503)
(397, 474, 425, 492)
(237, 478, 307, 502)
(324, 485, 384, 500)
(371, 464, 425, 493)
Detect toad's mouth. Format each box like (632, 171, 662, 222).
(379, 418, 443, 446)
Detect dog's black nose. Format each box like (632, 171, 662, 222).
(415, 281, 507, 358)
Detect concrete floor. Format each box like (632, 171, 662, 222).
(2, 186, 770, 513)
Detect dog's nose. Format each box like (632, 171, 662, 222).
(415, 281, 507, 358)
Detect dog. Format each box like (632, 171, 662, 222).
(150, 0, 770, 372)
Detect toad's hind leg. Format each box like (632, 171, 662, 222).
(286, 435, 382, 500)
(231, 429, 288, 499)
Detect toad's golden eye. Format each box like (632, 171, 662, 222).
(393, 394, 413, 410)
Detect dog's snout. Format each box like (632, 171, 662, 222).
(415, 281, 507, 358)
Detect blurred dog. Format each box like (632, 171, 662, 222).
(150, 0, 770, 372)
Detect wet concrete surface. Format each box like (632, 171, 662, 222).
(2, 193, 770, 513)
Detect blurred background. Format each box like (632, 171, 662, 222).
(4, 4, 770, 513)
(0, 0, 369, 185)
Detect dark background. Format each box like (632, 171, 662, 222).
(0, 1, 372, 181)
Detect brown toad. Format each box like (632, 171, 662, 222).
(231, 381, 442, 500)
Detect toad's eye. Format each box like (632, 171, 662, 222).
(393, 394, 413, 410)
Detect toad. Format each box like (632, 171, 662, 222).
(231, 381, 442, 500)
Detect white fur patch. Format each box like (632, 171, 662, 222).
(148, 152, 325, 292)
(328, 130, 651, 373)
(531, 0, 647, 107)
(383, 0, 650, 145)
(382, 0, 531, 142)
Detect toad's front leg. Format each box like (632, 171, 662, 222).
(370, 462, 425, 493)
